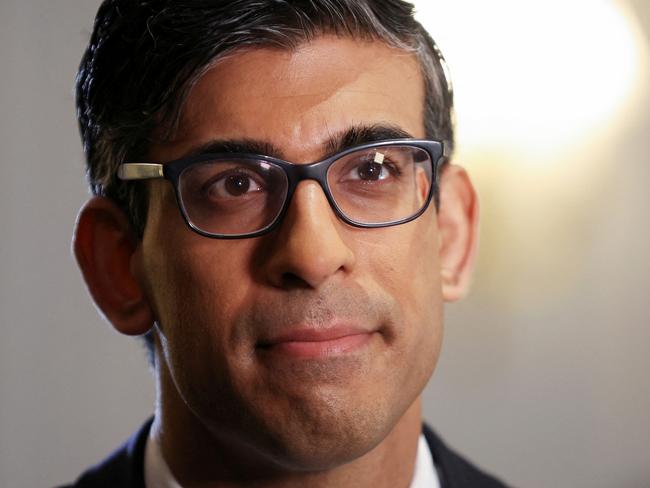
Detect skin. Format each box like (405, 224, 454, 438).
(74, 36, 479, 488)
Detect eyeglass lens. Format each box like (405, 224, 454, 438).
(177, 145, 433, 236)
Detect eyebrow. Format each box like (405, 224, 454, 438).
(176, 123, 415, 162)
(179, 139, 283, 160)
(325, 124, 415, 155)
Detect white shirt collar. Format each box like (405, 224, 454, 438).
(144, 430, 182, 488)
(410, 432, 441, 488)
(144, 431, 440, 488)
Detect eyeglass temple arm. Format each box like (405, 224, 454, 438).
(118, 163, 164, 180)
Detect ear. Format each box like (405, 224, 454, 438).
(72, 196, 154, 336)
(437, 164, 479, 302)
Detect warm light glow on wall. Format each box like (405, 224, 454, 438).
(411, 0, 649, 308)
(412, 0, 646, 162)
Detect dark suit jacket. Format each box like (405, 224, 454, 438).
(62, 418, 508, 487)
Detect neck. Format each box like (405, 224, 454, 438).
(152, 361, 422, 488)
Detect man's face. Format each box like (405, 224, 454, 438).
(140, 36, 444, 468)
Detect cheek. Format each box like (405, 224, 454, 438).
(141, 229, 264, 415)
(355, 209, 442, 352)
(396, 215, 444, 381)
(140, 189, 258, 356)
(145, 245, 252, 333)
(361, 211, 441, 312)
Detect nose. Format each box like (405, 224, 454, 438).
(262, 181, 355, 289)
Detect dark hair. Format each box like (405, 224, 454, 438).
(76, 0, 454, 358)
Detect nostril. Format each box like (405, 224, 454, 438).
(280, 272, 312, 289)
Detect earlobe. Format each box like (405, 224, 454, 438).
(436, 165, 479, 302)
(73, 196, 154, 336)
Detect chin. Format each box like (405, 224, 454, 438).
(252, 404, 391, 472)
(225, 376, 415, 473)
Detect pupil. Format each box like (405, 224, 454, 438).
(358, 162, 382, 181)
(225, 174, 250, 196)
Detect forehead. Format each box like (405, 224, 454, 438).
(157, 36, 425, 161)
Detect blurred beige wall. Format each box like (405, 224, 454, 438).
(0, 1, 648, 487)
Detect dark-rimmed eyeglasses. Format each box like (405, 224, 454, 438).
(118, 139, 447, 239)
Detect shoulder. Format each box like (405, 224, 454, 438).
(58, 418, 153, 488)
(423, 424, 510, 488)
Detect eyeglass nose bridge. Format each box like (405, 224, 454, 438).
(280, 157, 344, 224)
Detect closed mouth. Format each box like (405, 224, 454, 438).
(257, 326, 377, 359)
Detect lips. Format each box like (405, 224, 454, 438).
(257, 326, 377, 359)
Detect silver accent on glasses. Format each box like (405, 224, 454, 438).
(118, 163, 164, 180)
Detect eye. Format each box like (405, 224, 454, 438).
(341, 152, 401, 183)
(354, 161, 390, 181)
(204, 171, 264, 199)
